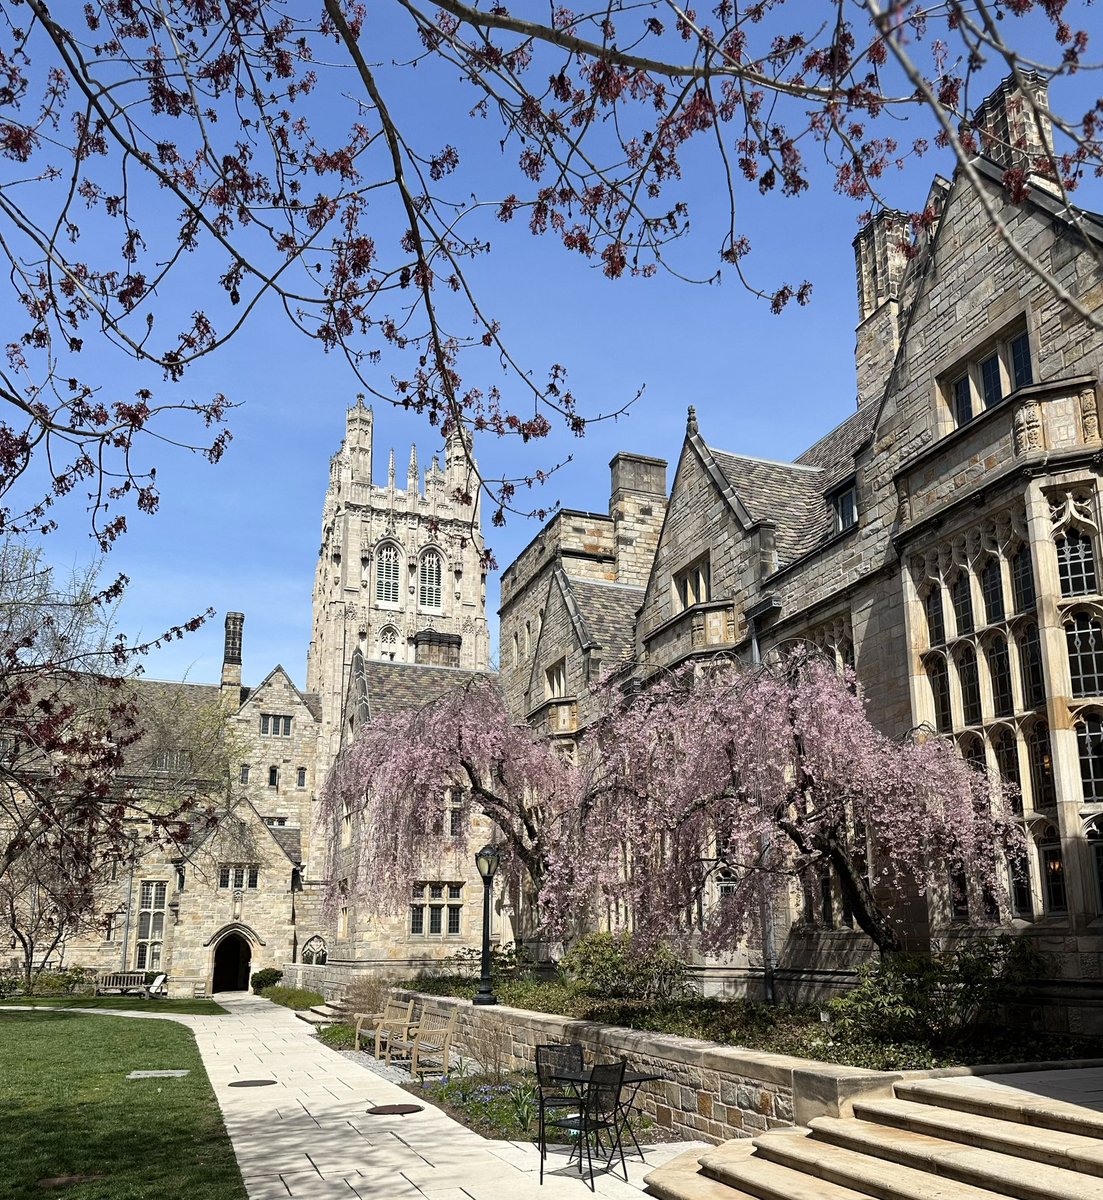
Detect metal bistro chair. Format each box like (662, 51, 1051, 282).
(540, 1059, 628, 1191)
(535, 1043, 585, 1181)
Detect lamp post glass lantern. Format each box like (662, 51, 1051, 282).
(473, 843, 500, 1006)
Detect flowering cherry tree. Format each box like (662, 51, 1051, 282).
(3, 2, 1101, 539)
(320, 653, 1022, 953)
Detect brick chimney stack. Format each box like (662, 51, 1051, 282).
(221, 611, 244, 704)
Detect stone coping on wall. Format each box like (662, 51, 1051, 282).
(387, 988, 1103, 1144)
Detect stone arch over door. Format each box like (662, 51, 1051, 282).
(212, 932, 252, 992)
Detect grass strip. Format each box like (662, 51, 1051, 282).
(0, 1011, 245, 1200)
(0, 996, 227, 1014)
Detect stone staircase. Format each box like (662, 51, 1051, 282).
(294, 999, 351, 1028)
(646, 1073, 1103, 1200)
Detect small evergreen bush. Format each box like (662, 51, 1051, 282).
(560, 932, 691, 1000)
(250, 968, 283, 994)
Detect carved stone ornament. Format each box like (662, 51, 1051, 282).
(1048, 488, 1097, 532)
(1013, 399, 1042, 455)
(1080, 386, 1100, 443)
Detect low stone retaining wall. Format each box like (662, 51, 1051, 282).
(391, 989, 898, 1145)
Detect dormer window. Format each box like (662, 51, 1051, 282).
(830, 481, 858, 533)
(673, 556, 710, 612)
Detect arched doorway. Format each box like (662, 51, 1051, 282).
(212, 932, 252, 992)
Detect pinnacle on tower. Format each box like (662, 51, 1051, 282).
(408, 444, 418, 479)
(388, 448, 395, 488)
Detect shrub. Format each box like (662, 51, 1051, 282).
(445, 941, 531, 981)
(560, 932, 691, 1001)
(317, 1022, 356, 1050)
(251, 968, 283, 994)
(344, 974, 390, 1016)
(260, 985, 324, 1010)
(0, 971, 20, 999)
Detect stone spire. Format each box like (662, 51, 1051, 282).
(388, 448, 395, 488)
(408, 444, 418, 483)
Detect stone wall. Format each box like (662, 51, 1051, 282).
(389, 989, 898, 1144)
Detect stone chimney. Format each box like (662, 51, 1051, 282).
(221, 611, 244, 705)
(853, 208, 910, 409)
(609, 453, 667, 588)
(966, 70, 1055, 178)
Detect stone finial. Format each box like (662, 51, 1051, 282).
(388, 448, 395, 488)
(687, 405, 698, 435)
(408, 444, 418, 478)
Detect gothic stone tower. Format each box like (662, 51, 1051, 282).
(306, 402, 490, 760)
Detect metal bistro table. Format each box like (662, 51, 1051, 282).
(552, 1063, 665, 1162)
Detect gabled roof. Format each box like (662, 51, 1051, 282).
(344, 651, 496, 736)
(268, 825, 303, 864)
(185, 796, 303, 866)
(237, 664, 320, 722)
(567, 576, 642, 667)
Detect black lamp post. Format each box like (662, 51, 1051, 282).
(473, 843, 500, 1006)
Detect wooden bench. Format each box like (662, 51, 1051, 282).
(94, 972, 150, 996)
(385, 1004, 458, 1079)
(353, 997, 415, 1059)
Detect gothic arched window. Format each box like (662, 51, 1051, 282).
(1037, 825, 1068, 914)
(1079, 711, 1103, 802)
(985, 634, 1014, 718)
(1028, 721, 1056, 809)
(419, 549, 443, 609)
(301, 935, 328, 966)
(1011, 544, 1036, 613)
(375, 544, 401, 605)
(950, 572, 974, 636)
(990, 726, 1021, 813)
(924, 586, 945, 647)
(959, 733, 986, 773)
(1018, 622, 1046, 710)
(956, 644, 982, 726)
(926, 656, 951, 733)
(980, 557, 1005, 625)
(1056, 527, 1098, 597)
(1066, 611, 1103, 697)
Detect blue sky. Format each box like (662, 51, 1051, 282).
(22, 12, 1103, 691)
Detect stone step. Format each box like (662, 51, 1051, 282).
(809, 1115, 1103, 1200)
(752, 1126, 1016, 1200)
(644, 1145, 758, 1200)
(854, 1097, 1103, 1177)
(294, 1009, 340, 1027)
(310, 1003, 348, 1019)
(895, 1079, 1103, 1142)
(698, 1137, 874, 1200)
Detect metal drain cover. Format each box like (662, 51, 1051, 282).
(366, 1103, 423, 1116)
(228, 1079, 277, 1088)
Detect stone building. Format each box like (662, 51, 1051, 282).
(498, 73, 1103, 1027)
(53, 408, 496, 995)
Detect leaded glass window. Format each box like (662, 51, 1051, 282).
(1011, 544, 1036, 613)
(980, 353, 1002, 409)
(1029, 722, 1056, 808)
(1079, 713, 1103, 802)
(987, 635, 1014, 718)
(136, 881, 166, 971)
(1067, 611, 1103, 697)
(957, 645, 982, 725)
(1011, 332, 1033, 389)
(925, 587, 945, 647)
(1018, 623, 1046, 709)
(927, 657, 951, 733)
(960, 733, 986, 772)
(1008, 845, 1033, 919)
(950, 572, 974, 636)
(952, 375, 972, 426)
(375, 544, 401, 605)
(1038, 828, 1068, 914)
(980, 558, 1005, 625)
(419, 550, 443, 609)
(991, 727, 1021, 814)
(1056, 527, 1098, 597)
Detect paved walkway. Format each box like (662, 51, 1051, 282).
(31, 993, 706, 1200)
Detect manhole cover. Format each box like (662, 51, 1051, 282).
(366, 1104, 423, 1116)
(228, 1080, 277, 1088)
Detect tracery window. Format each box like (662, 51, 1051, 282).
(991, 726, 1021, 813)
(375, 544, 401, 605)
(1018, 623, 1046, 710)
(959, 733, 986, 772)
(950, 572, 974, 636)
(1037, 826, 1068, 914)
(1066, 611, 1103, 697)
(926, 656, 951, 733)
(1008, 845, 1034, 919)
(1011, 544, 1036, 613)
(1028, 722, 1056, 809)
(925, 587, 945, 647)
(419, 550, 443, 609)
(956, 645, 982, 726)
(1078, 712, 1103, 802)
(301, 935, 328, 966)
(1056, 527, 1098, 597)
(980, 557, 1005, 625)
(985, 635, 1014, 718)
(378, 625, 399, 662)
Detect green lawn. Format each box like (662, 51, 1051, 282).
(0, 1011, 246, 1200)
(0, 996, 227, 1015)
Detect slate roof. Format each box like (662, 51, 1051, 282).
(567, 577, 643, 667)
(703, 401, 875, 569)
(268, 825, 303, 864)
(361, 659, 495, 722)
